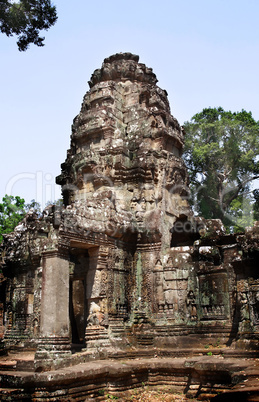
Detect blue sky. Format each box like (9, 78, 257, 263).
(0, 0, 258, 206)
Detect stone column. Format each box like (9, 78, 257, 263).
(85, 247, 110, 350)
(35, 250, 71, 370)
(129, 247, 155, 348)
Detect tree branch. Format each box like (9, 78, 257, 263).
(223, 175, 259, 209)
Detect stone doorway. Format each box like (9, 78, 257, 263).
(69, 246, 101, 349)
(69, 249, 90, 348)
(70, 278, 86, 345)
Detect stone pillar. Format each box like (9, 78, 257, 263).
(35, 250, 71, 370)
(129, 247, 155, 348)
(85, 247, 110, 350)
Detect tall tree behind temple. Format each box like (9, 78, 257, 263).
(183, 107, 259, 231)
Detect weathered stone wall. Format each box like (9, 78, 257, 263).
(0, 208, 59, 348)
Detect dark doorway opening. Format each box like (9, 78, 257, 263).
(69, 278, 86, 345)
(69, 249, 89, 350)
(170, 217, 201, 247)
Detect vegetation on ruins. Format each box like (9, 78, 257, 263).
(0, 0, 57, 51)
(183, 107, 259, 231)
(0, 195, 26, 242)
(0, 196, 63, 243)
(0, 195, 41, 242)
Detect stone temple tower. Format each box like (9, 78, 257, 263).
(56, 52, 191, 245)
(1, 53, 258, 370)
(54, 51, 192, 351)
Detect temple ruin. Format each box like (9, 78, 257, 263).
(0, 53, 258, 400)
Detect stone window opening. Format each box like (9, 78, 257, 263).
(170, 216, 201, 247)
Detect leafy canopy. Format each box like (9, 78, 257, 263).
(183, 107, 259, 231)
(0, 194, 26, 242)
(0, 195, 41, 242)
(0, 0, 57, 51)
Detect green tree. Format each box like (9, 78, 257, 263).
(45, 198, 63, 207)
(0, 195, 26, 242)
(0, 0, 57, 51)
(227, 193, 255, 233)
(25, 198, 41, 215)
(183, 107, 259, 231)
(0, 196, 42, 243)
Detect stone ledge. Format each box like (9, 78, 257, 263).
(0, 355, 258, 401)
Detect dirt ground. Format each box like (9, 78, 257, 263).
(100, 387, 202, 401)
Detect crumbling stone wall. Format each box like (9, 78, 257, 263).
(0, 207, 59, 348)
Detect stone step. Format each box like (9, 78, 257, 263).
(0, 387, 26, 401)
(0, 359, 35, 372)
(0, 360, 17, 371)
(16, 359, 35, 372)
(110, 325, 125, 336)
(1, 356, 257, 400)
(0, 352, 35, 372)
(136, 334, 154, 346)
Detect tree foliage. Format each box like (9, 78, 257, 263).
(0, 0, 57, 51)
(0, 195, 26, 242)
(45, 198, 63, 207)
(0, 195, 42, 243)
(183, 107, 259, 231)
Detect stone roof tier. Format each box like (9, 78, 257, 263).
(89, 52, 158, 88)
